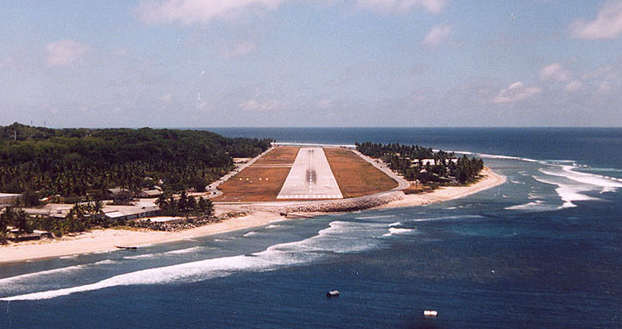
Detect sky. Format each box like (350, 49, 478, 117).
(1, 0, 622, 128)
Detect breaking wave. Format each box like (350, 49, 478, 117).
(124, 254, 157, 260)
(354, 215, 395, 220)
(0, 265, 86, 287)
(383, 228, 415, 237)
(93, 260, 118, 265)
(0, 221, 386, 301)
(505, 200, 546, 211)
(164, 247, 204, 255)
(407, 215, 484, 222)
(532, 176, 596, 209)
(533, 165, 622, 208)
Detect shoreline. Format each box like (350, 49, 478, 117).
(0, 168, 505, 265)
(376, 167, 506, 209)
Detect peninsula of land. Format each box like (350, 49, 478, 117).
(0, 124, 506, 264)
(0, 170, 504, 264)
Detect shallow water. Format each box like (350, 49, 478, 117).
(1, 128, 621, 328)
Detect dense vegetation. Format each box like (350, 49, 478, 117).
(0, 123, 272, 197)
(0, 203, 100, 242)
(0, 123, 266, 242)
(0, 194, 215, 242)
(356, 142, 484, 185)
(155, 191, 213, 218)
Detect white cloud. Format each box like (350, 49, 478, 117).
(160, 93, 173, 103)
(565, 80, 583, 92)
(580, 64, 620, 94)
(357, 0, 447, 13)
(0, 56, 12, 68)
(46, 40, 88, 67)
(492, 81, 541, 104)
(422, 24, 451, 46)
(239, 98, 284, 111)
(222, 41, 256, 58)
(317, 98, 333, 109)
(540, 63, 570, 82)
(137, 0, 447, 24)
(598, 81, 613, 93)
(137, 0, 285, 24)
(571, 1, 622, 39)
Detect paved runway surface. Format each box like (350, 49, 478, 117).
(277, 147, 343, 199)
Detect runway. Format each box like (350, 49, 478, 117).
(277, 147, 343, 199)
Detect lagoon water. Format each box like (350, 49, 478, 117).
(2, 128, 622, 328)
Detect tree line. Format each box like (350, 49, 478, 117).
(155, 191, 213, 218)
(0, 199, 103, 242)
(0, 192, 216, 243)
(356, 142, 484, 185)
(0, 123, 272, 198)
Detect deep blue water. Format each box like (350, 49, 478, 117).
(2, 128, 622, 328)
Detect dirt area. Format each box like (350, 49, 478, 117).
(253, 146, 299, 165)
(324, 147, 398, 198)
(215, 146, 398, 202)
(214, 167, 291, 202)
(214, 147, 299, 202)
(402, 183, 436, 194)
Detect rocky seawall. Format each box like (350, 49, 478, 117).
(253, 191, 405, 213)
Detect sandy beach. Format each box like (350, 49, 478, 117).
(377, 167, 506, 209)
(0, 168, 505, 264)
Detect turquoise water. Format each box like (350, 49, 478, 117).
(1, 128, 622, 328)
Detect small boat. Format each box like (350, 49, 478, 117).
(115, 246, 138, 250)
(326, 290, 340, 297)
(424, 310, 438, 318)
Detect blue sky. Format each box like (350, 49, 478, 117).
(1, 0, 622, 127)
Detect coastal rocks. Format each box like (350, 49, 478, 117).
(129, 216, 224, 232)
(256, 191, 404, 213)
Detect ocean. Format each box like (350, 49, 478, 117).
(1, 128, 621, 328)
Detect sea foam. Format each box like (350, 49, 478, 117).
(354, 215, 395, 220)
(534, 164, 622, 208)
(383, 228, 414, 237)
(0, 264, 86, 287)
(408, 215, 484, 222)
(0, 221, 386, 301)
(164, 247, 204, 255)
(505, 200, 545, 211)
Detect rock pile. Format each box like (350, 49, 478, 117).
(261, 191, 404, 213)
(129, 216, 223, 232)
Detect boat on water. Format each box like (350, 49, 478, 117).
(115, 246, 138, 250)
(424, 310, 438, 318)
(326, 290, 340, 297)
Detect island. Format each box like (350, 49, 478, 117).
(0, 123, 505, 263)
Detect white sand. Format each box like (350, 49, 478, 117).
(0, 212, 288, 264)
(377, 167, 506, 208)
(0, 169, 505, 264)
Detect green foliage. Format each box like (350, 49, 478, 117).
(0, 208, 10, 243)
(356, 142, 484, 185)
(111, 191, 133, 205)
(28, 200, 105, 236)
(356, 142, 435, 160)
(16, 188, 41, 207)
(157, 192, 214, 218)
(0, 207, 32, 233)
(0, 124, 272, 197)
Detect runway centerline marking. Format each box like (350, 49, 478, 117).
(277, 147, 343, 199)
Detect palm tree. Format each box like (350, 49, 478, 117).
(15, 209, 30, 233)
